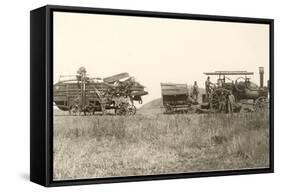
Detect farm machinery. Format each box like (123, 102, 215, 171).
(160, 67, 269, 114)
(160, 83, 198, 114)
(53, 67, 148, 115)
(202, 67, 269, 112)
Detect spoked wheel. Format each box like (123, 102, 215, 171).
(115, 102, 136, 116)
(127, 104, 136, 115)
(164, 105, 173, 114)
(115, 105, 127, 115)
(210, 88, 229, 112)
(254, 96, 268, 111)
(83, 103, 95, 116)
(69, 104, 79, 116)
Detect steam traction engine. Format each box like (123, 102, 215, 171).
(53, 67, 148, 115)
(203, 67, 269, 112)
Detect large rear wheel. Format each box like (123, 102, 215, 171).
(254, 96, 268, 111)
(210, 88, 229, 112)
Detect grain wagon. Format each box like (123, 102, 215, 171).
(160, 83, 196, 114)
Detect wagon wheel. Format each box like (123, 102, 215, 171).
(127, 104, 136, 115)
(164, 104, 173, 114)
(83, 103, 95, 116)
(115, 102, 126, 116)
(254, 96, 268, 111)
(89, 103, 97, 115)
(210, 88, 229, 112)
(115, 105, 126, 115)
(69, 104, 79, 116)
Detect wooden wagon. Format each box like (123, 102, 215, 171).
(160, 83, 193, 114)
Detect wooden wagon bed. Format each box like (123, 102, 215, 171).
(160, 83, 191, 113)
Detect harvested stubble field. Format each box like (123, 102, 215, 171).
(53, 111, 269, 180)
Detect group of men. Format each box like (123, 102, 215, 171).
(217, 89, 235, 113)
(191, 76, 236, 113)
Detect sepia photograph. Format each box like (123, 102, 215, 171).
(52, 11, 271, 181)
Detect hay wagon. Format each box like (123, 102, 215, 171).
(54, 67, 148, 115)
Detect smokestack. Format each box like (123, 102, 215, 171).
(259, 67, 264, 88)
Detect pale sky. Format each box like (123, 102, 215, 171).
(53, 12, 270, 106)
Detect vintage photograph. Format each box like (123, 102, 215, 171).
(53, 11, 270, 180)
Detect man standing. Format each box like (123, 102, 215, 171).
(219, 92, 226, 113)
(227, 91, 235, 113)
(205, 76, 212, 98)
(192, 81, 199, 102)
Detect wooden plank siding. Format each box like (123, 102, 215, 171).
(160, 83, 189, 96)
(54, 81, 148, 110)
(53, 82, 103, 106)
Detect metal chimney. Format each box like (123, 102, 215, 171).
(259, 67, 264, 88)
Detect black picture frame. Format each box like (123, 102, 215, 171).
(30, 4, 274, 187)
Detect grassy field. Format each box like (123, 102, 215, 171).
(53, 111, 269, 180)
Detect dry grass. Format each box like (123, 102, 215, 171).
(53, 111, 269, 180)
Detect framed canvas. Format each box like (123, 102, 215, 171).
(30, 5, 274, 187)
